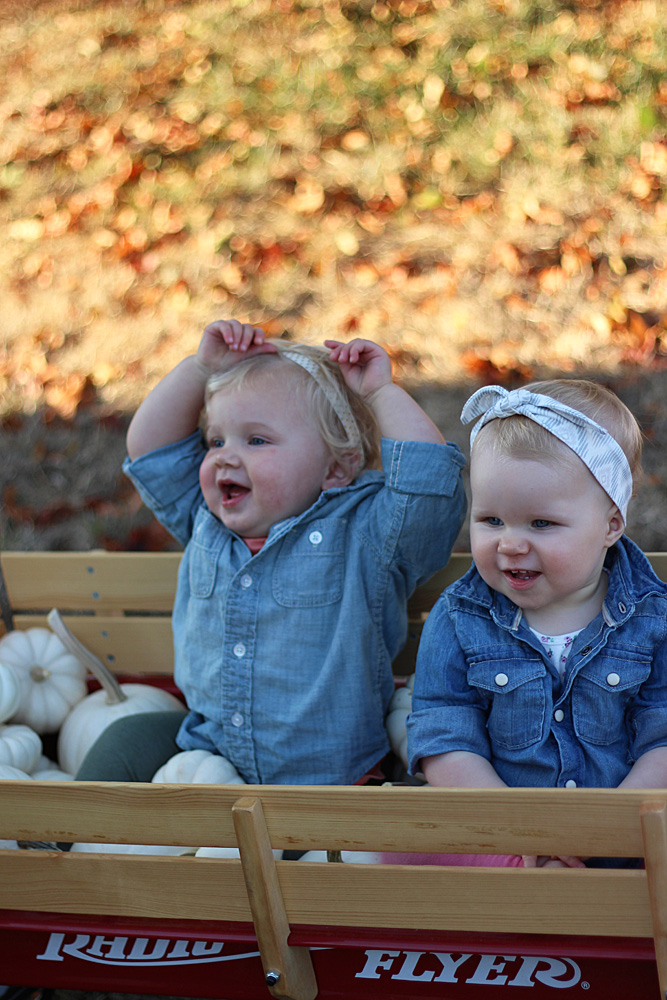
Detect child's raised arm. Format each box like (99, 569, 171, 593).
(127, 320, 271, 460)
(325, 339, 445, 445)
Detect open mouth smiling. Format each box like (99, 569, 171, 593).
(218, 482, 250, 506)
(503, 569, 541, 590)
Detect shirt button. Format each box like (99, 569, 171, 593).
(309, 530, 323, 546)
(607, 672, 621, 687)
(494, 672, 509, 687)
(565, 779, 577, 789)
(554, 709, 564, 722)
(240, 574, 253, 589)
(618, 602, 627, 614)
(233, 643, 246, 658)
(231, 712, 244, 727)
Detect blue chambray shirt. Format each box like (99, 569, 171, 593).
(124, 433, 466, 785)
(408, 536, 667, 788)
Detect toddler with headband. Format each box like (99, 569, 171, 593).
(406, 378, 667, 868)
(76, 319, 466, 787)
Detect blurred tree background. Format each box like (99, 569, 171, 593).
(1, 0, 667, 551)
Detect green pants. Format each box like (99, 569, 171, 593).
(75, 711, 185, 782)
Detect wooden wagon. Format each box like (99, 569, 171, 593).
(1, 551, 667, 1000)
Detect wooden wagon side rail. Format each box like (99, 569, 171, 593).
(2, 550, 667, 998)
(1, 782, 667, 998)
(3, 551, 667, 675)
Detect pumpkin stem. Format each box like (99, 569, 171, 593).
(46, 609, 127, 705)
(30, 665, 51, 682)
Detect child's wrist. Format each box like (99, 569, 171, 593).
(364, 381, 396, 406)
(192, 354, 217, 382)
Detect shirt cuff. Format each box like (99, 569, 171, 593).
(381, 438, 465, 497)
(406, 707, 491, 775)
(123, 431, 205, 510)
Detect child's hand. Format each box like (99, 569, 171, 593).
(325, 338, 393, 400)
(197, 319, 276, 375)
(522, 855, 586, 868)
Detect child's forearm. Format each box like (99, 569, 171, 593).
(367, 383, 445, 445)
(617, 746, 667, 788)
(127, 356, 208, 460)
(422, 750, 507, 788)
(324, 338, 445, 445)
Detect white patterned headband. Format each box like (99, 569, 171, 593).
(461, 385, 633, 521)
(283, 351, 363, 454)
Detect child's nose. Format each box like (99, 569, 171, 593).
(497, 531, 529, 554)
(215, 443, 240, 466)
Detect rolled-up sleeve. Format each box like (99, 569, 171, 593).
(407, 595, 492, 775)
(365, 439, 466, 590)
(627, 637, 667, 761)
(123, 432, 207, 547)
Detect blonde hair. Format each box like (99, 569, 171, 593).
(474, 378, 643, 490)
(205, 341, 381, 478)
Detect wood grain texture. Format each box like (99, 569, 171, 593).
(0, 849, 651, 937)
(0, 781, 659, 855)
(233, 797, 317, 1000)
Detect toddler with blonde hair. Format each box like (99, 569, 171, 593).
(407, 378, 667, 868)
(77, 319, 466, 787)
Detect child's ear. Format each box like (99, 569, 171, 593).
(604, 506, 625, 548)
(321, 458, 355, 491)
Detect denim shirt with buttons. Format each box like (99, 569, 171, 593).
(407, 536, 667, 788)
(124, 432, 466, 785)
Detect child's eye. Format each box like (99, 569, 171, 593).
(532, 519, 552, 528)
(249, 436, 267, 446)
(209, 437, 224, 449)
(485, 516, 503, 526)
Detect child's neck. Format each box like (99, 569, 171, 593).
(523, 571, 609, 636)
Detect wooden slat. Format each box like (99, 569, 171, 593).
(4, 551, 664, 619)
(0, 782, 657, 857)
(0, 551, 180, 613)
(233, 797, 318, 1000)
(0, 851, 251, 922)
(11, 614, 175, 676)
(0, 851, 651, 937)
(279, 863, 652, 937)
(641, 802, 667, 997)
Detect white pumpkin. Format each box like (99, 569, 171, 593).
(32, 767, 74, 781)
(30, 753, 74, 781)
(385, 676, 414, 769)
(152, 750, 245, 785)
(0, 662, 21, 724)
(0, 763, 32, 780)
(0, 724, 42, 773)
(31, 753, 58, 774)
(45, 610, 186, 776)
(58, 683, 185, 776)
(195, 846, 282, 859)
(0, 628, 87, 733)
(70, 841, 195, 856)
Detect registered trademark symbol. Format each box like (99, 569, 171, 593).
(581, 982, 590, 990)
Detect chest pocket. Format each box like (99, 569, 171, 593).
(468, 658, 546, 750)
(188, 508, 225, 598)
(571, 654, 651, 745)
(273, 519, 346, 607)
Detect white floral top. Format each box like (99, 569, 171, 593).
(530, 628, 582, 678)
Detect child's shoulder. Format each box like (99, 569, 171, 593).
(609, 536, 667, 601)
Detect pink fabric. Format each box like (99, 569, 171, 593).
(380, 852, 524, 867)
(242, 536, 267, 554)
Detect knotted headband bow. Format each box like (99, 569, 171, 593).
(283, 351, 363, 454)
(461, 385, 633, 521)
